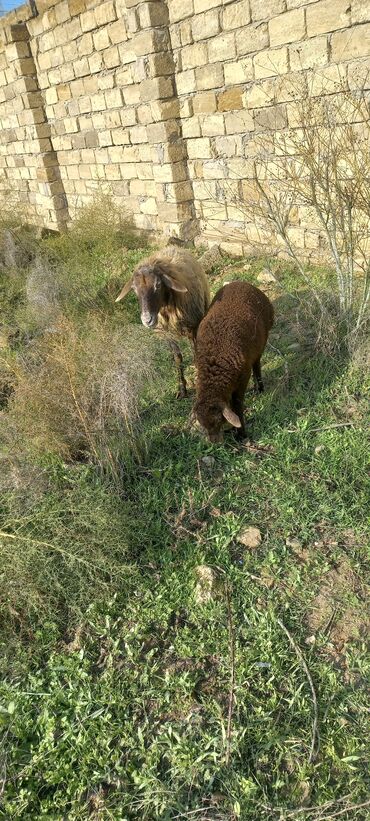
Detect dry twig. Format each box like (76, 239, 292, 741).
(224, 581, 236, 767)
(276, 617, 319, 764)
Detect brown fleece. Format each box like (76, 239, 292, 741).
(194, 281, 274, 441)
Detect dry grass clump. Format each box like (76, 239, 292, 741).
(70, 191, 139, 249)
(5, 315, 165, 476)
(0, 453, 132, 659)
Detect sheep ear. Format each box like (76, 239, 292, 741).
(115, 278, 133, 302)
(222, 405, 242, 428)
(161, 272, 188, 293)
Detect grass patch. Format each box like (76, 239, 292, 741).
(0, 218, 369, 819)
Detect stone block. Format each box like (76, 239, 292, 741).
(93, 28, 110, 51)
(331, 24, 370, 61)
(254, 46, 288, 79)
(56, 0, 70, 23)
(250, 0, 285, 19)
(139, 2, 169, 28)
(208, 32, 236, 62)
(148, 52, 175, 78)
(352, 0, 370, 23)
(104, 46, 121, 68)
(201, 114, 225, 136)
(289, 36, 328, 71)
(224, 58, 253, 84)
(147, 119, 180, 142)
(224, 110, 254, 133)
(105, 88, 124, 108)
(6, 41, 30, 62)
(123, 85, 141, 105)
(68, 0, 86, 15)
(213, 135, 242, 157)
(81, 11, 96, 32)
(112, 128, 130, 147)
(153, 143, 187, 163)
(187, 137, 212, 159)
(78, 33, 93, 56)
(5, 23, 29, 43)
(95, 1, 117, 27)
(196, 63, 224, 90)
(255, 103, 287, 130)
(181, 118, 202, 138)
(306, 0, 350, 37)
(157, 201, 194, 222)
(223, 1, 251, 30)
(245, 78, 276, 108)
(192, 10, 221, 41)
(107, 20, 127, 45)
(140, 198, 157, 215)
(134, 28, 170, 56)
(140, 76, 174, 102)
(151, 98, 180, 122)
(176, 69, 197, 95)
(169, 0, 194, 23)
(269, 9, 305, 47)
(218, 87, 244, 111)
(202, 200, 228, 220)
(165, 180, 194, 202)
(121, 107, 138, 126)
(182, 42, 208, 70)
(193, 91, 217, 114)
(235, 23, 269, 55)
(194, 0, 220, 12)
(153, 161, 188, 183)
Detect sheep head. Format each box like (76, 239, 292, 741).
(194, 399, 241, 442)
(115, 258, 187, 329)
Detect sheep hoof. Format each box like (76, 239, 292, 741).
(176, 387, 187, 399)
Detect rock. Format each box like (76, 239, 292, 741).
(285, 537, 302, 550)
(257, 268, 276, 284)
(194, 565, 216, 604)
(199, 244, 223, 273)
(237, 526, 262, 549)
(305, 635, 316, 646)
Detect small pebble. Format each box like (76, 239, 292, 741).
(237, 526, 262, 549)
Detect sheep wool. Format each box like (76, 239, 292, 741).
(195, 281, 274, 442)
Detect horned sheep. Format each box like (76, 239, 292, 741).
(115, 246, 210, 398)
(194, 281, 274, 442)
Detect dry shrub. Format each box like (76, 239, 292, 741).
(70, 190, 138, 249)
(5, 316, 165, 476)
(216, 71, 370, 352)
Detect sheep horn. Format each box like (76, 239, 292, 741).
(222, 405, 242, 428)
(115, 278, 133, 302)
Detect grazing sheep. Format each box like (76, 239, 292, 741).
(115, 247, 210, 398)
(194, 281, 274, 442)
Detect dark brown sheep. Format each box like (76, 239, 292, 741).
(194, 281, 274, 442)
(115, 247, 210, 397)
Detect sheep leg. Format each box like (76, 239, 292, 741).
(168, 339, 187, 399)
(252, 358, 264, 393)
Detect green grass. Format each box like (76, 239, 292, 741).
(0, 222, 369, 819)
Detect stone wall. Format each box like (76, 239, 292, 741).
(0, 0, 369, 250)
